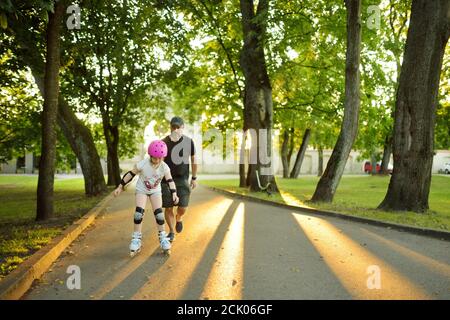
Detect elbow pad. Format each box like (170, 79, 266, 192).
(120, 171, 136, 186)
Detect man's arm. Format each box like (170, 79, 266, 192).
(190, 155, 198, 189)
(191, 155, 197, 177)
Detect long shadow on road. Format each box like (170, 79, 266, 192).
(242, 202, 350, 299)
(98, 246, 170, 300)
(178, 200, 241, 299)
(332, 223, 450, 299)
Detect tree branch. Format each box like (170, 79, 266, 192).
(195, 0, 244, 99)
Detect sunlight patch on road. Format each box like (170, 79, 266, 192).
(200, 202, 245, 299)
(279, 190, 313, 208)
(360, 228, 450, 278)
(293, 214, 430, 299)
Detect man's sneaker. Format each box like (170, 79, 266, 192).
(167, 232, 175, 242)
(175, 221, 183, 233)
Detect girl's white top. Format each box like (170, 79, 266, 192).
(135, 158, 171, 194)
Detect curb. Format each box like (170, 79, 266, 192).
(0, 192, 115, 300)
(206, 186, 450, 241)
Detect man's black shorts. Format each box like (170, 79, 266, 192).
(162, 177, 191, 208)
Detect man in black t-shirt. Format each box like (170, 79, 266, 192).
(162, 116, 197, 242)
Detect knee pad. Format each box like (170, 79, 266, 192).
(134, 207, 145, 224)
(154, 208, 164, 225)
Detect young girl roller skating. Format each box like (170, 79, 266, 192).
(114, 140, 179, 256)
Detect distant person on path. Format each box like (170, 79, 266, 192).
(162, 116, 197, 242)
(114, 140, 179, 256)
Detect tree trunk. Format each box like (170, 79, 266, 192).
(317, 146, 324, 177)
(239, 163, 247, 187)
(281, 129, 290, 178)
(239, 0, 278, 193)
(379, 0, 450, 212)
(246, 163, 256, 188)
(380, 29, 403, 176)
(281, 128, 295, 179)
(371, 153, 377, 175)
(11, 16, 107, 196)
(288, 128, 295, 166)
(311, 0, 362, 202)
(57, 97, 107, 194)
(239, 129, 247, 187)
(380, 135, 393, 174)
(290, 128, 311, 179)
(36, 3, 65, 221)
(31, 76, 108, 196)
(103, 124, 121, 186)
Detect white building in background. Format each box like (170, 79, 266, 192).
(194, 148, 369, 175)
(120, 122, 450, 175)
(2, 149, 450, 175)
(0, 152, 36, 174)
(2, 120, 450, 176)
(432, 150, 450, 173)
(120, 147, 450, 175)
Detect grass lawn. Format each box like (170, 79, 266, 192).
(201, 175, 450, 231)
(0, 176, 111, 279)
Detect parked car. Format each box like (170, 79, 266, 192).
(364, 161, 393, 174)
(364, 161, 380, 173)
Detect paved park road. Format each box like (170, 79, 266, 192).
(23, 185, 450, 300)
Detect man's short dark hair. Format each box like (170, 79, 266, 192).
(170, 116, 184, 129)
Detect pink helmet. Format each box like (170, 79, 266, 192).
(148, 140, 168, 158)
